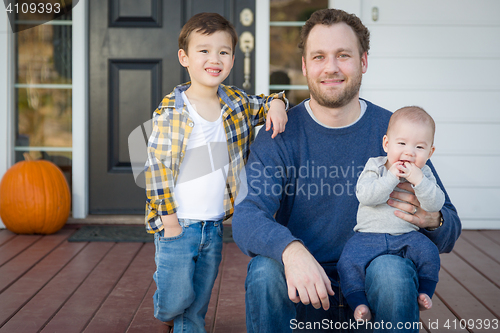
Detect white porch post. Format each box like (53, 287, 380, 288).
(72, 0, 89, 218)
(255, 0, 270, 95)
(0, 8, 13, 229)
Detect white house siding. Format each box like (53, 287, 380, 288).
(0, 9, 11, 229)
(352, 0, 500, 229)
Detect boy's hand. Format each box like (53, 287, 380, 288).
(266, 99, 287, 138)
(161, 213, 182, 237)
(399, 162, 424, 186)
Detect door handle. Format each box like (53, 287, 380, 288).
(239, 31, 254, 90)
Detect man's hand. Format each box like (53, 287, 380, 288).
(266, 99, 287, 138)
(282, 241, 334, 310)
(388, 182, 441, 229)
(161, 213, 182, 237)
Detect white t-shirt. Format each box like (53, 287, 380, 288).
(174, 92, 229, 220)
(305, 99, 367, 128)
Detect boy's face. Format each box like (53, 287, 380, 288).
(178, 30, 234, 89)
(383, 119, 435, 170)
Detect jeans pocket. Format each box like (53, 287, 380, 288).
(217, 222, 224, 238)
(158, 226, 186, 242)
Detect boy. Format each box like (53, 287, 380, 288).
(338, 106, 445, 322)
(144, 13, 287, 333)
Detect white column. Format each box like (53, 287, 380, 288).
(255, 0, 270, 95)
(72, 0, 89, 218)
(0, 8, 13, 229)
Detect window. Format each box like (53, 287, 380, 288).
(14, 2, 73, 191)
(269, 0, 328, 106)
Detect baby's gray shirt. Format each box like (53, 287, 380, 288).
(354, 156, 445, 235)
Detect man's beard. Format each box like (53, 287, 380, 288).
(307, 71, 362, 108)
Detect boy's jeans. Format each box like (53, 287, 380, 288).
(153, 219, 223, 333)
(245, 255, 419, 333)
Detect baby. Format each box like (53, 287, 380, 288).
(338, 106, 445, 321)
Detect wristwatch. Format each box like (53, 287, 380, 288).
(426, 213, 443, 231)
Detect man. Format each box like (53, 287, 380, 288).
(232, 8, 461, 333)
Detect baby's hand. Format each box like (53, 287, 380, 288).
(399, 162, 423, 186)
(266, 99, 287, 138)
(388, 161, 404, 177)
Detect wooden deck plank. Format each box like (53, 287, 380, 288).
(0, 230, 17, 247)
(206, 248, 224, 333)
(0, 240, 87, 327)
(0, 242, 114, 333)
(83, 243, 156, 333)
(460, 231, 500, 265)
(435, 263, 498, 333)
(0, 229, 72, 293)
(0, 234, 42, 266)
(126, 280, 170, 333)
(40, 242, 144, 333)
(440, 251, 500, 319)
(1, 226, 500, 332)
(481, 230, 500, 245)
(451, 236, 500, 288)
(420, 295, 468, 333)
(212, 243, 249, 333)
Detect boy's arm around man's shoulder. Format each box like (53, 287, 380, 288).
(222, 84, 288, 128)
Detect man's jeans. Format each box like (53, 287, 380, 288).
(153, 219, 223, 333)
(245, 255, 420, 333)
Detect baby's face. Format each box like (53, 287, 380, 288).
(383, 119, 435, 170)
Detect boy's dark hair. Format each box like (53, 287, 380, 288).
(298, 8, 370, 56)
(387, 106, 436, 143)
(178, 12, 238, 55)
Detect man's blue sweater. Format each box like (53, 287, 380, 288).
(232, 99, 461, 266)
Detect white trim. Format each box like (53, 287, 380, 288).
(255, 0, 270, 95)
(14, 147, 73, 152)
(15, 20, 72, 26)
(0, 9, 12, 229)
(330, 0, 361, 15)
(15, 83, 72, 89)
(72, 0, 89, 219)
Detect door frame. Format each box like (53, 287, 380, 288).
(72, 0, 89, 218)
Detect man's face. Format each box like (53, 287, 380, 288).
(302, 23, 367, 109)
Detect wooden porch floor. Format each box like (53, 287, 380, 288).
(0, 227, 499, 333)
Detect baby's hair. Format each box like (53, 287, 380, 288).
(387, 106, 436, 143)
(178, 12, 238, 55)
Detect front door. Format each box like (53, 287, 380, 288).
(89, 0, 256, 214)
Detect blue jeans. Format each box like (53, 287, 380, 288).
(338, 232, 439, 311)
(245, 255, 419, 333)
(153, 219, 223, 333)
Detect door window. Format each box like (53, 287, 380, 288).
(14, 5, 73, 191)
(269, 0, 328, 106)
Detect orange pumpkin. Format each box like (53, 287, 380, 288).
(0, 160, 71, 234)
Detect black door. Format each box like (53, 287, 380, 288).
(89, 0, 256, 214)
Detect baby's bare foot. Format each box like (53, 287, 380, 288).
(418, 293, 432, 311)
(354, 304, 372, 321)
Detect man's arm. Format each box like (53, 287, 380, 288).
(232, 128, 334, 310)
(388, 160, 461, 253)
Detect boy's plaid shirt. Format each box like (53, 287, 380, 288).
(144, 82, 286, 233)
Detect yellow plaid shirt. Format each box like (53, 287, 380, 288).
(144, 82, 286, 233)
